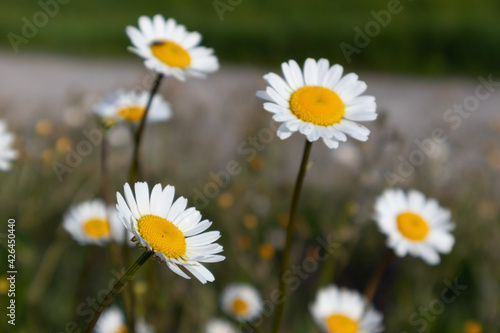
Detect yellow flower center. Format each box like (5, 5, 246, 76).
(137, 215, 187, 259)
(151, 40, 191, 68)
(232, 298, 249, 316)
(83, 218, 110, 238)
(325, 314, 358, 333)
(397, 212, 430, 241)
(259, 243, 275, 259)
(0, 277, 9, 294)
(118, 106, 145, 122)
(113, 325, 128, 333)
(464, 320, 483, 333)
(289, 86, 345, 126)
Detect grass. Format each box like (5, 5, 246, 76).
(2, 0, 500, 74)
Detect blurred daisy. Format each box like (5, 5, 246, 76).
(116, 182, 225, 283)
(0, 120, 18, 171)
(221, 283, 263, 322)
(126, 15, 219, 81)
(310, 285, 383, 333)
(257, 58, 376, 149)
(205, 318, 240, 333)
(93, 90, 171, 125)
(95, 306, 153, 333)
(374, 189, 455, 265)
(63, 199, 125, 246)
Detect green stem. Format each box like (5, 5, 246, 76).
(272, 140, 313, 333)
(123, 72, 163, 331)
(100, 132, 111, 206)
(129, 73, 164, 183)
(364, 249, 395, 305)
(122, 242, 136, 333)
(84, 251, 153, 333)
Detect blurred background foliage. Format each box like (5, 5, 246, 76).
(2, 0, 500, 75)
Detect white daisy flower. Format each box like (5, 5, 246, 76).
(95, 306, 153, 333)
(63, 199, 125, 246)
(206, 318, 240, 333)
(221, 283, 263, 322)
(257, 58, 377, 149)
(310, 285, 383, 333)
(109, 206, 138, 248)
(374, 188, 455, 265)
(93, 90, 172, 124)
(0, 120, 18, 171)
(116, 182, 225, 284)
(126, 15, 219, 81)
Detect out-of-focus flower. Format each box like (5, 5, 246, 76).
(257, 58, 376, 149)
(35, 119, 53, 136)
(95, 306, 154, 333)
(374, 189, 455, 265)
(42, 149, 56, 164)
(221, 283, 263, 322)
(205, 318, 240, 333)
(0, 276, 9, 294)
(126, 15, 219, 81)
(259, 243, 275, 259)
(464, 320, 482, 333)
(218, 192, 234, 209)
(310, 285, 383, 333)
(332, 142, 362, 167)
(0, 120, 18, 171)
(243, 214, 258, 229)
(63, 199, 125, 246)
(56, 137, 72, 153)
(93, 90, 171, 125)
(116, 182, 225, 283)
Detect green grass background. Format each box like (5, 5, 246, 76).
(2, 0, 500, 74)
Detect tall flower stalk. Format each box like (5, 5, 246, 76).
(272, 140, 312, 333)
(128, 73, 164, 183)
(364, 250, 395, 304)
(84, 251, 153, 333)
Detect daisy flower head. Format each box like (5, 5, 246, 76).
(310, 285, 383, 333)
(126, 14, 219, 81)
(116, 182, 225, 284)
(374, 188, 455, 265)
(109, 205, 139, 247)
(93, 90, 171, 126)
(0, 120, 18, 171)
(257, 58, 377, 149)
(221, 283, 263, 322)
(95, 306, 153, 333)
(206, 318, 240, 333)
(63, 199, 125, 246)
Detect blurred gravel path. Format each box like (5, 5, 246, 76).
(1, 51, 498, 131)
(1, 50, 498, 188)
